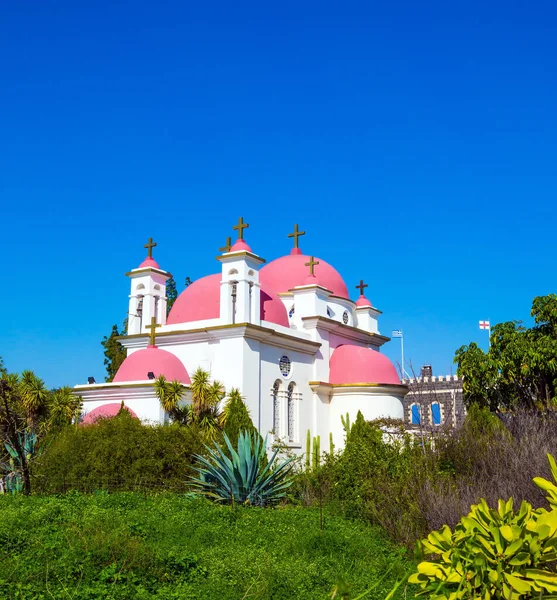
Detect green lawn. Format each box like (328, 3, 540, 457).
(0, 493, 413, 599)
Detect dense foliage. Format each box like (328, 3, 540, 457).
(0, 493, 410, 599)
(410, 455, 557, 598)
(455, 294, 557, 410)
(32, 410, 205, 493)
(295, 407, 557, 549)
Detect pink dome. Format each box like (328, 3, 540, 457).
(167, 274, 289, 327)
(230, 239, 253, 253)
(82, 403, 138, 425)
(113, 347, 191, 383)
(139, 256, 161, 269)
(329, 345, 400, 385)
(356, 295, 373, 307)
(260, 251, 349, 298)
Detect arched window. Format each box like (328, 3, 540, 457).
(411, 403, 421, 425)
(289, 306, 295, 318)
(287, 382, 296, 442)
(230, 281, 238, 324)
(327, 307, 333, 318)
(272, 380, 281, 436)
(431, 402, 441, 426)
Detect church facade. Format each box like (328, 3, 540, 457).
(75, 220, 408, 451)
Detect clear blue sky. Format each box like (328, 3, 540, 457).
(1, 1, 556, 387)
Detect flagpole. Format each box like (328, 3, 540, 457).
(488, 317, 491, 349)
(401, 331, 405, 379)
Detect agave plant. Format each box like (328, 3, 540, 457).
(1, 430, 37, 494)
(190, 430, 294, 506)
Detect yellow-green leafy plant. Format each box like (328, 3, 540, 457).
(409, 453, 557, 599)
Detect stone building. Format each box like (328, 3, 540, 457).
(402, 365, 465, 429)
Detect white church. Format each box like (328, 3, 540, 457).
(75, 219, 408, 451)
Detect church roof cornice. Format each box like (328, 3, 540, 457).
(118, 322, 321, 355)
(309, 381, 409, 395)
(216, 251, 266, 264)
(125, 267, 172, 278)
(301, 316, 390, 346)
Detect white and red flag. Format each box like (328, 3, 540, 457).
(479, 320, 490, 330)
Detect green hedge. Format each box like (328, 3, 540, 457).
(32, 411, 206, 493)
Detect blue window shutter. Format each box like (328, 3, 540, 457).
(411, 404, 421, 425)
(432, 403, 441, 425)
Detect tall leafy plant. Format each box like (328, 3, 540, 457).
(190, 431, 294, 506)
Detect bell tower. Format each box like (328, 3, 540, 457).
(126, 238, 172, 335)
(217, 218, 265, 325)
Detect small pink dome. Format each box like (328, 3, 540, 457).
(139, 256, 161, 269)
(356, 295, 373, 307)
(329, 345, 400, 385)
(82, 403, 138, 425)
(260, 252, 349, 298)
(230, 239, 253, 252)
(167, 274, 289, 327)
(113, 347, 191, 383)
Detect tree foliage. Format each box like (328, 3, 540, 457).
(101, 322, 127, 382)
(454, 294, 557, 410)
(166, 275, 178, 315)
(154, 368, 225, 439)
(222, 388, 257, 445)
(0, 368, 81, 494)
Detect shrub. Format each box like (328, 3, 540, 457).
(32, 411, 206, 493)
(222, 388, 259, 448)
(418, 408, 557, 534)
(409, 454, 557, 598)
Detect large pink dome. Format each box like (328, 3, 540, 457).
(113, 347, 191, 383)
(82, 403, 138, 425)
(167, 274, 289, 327)
(260, 251, 349, 298)
(329, 345, 400, 385)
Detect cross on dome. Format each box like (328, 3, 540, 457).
(232, 217, 249, 240)
(356, 279, 368, 295)
(219, 236, 232, 253)
(145, 316, 161, 347)
(144, 237, 157, 259)
(288, 223, 306, 250)
(305, 256, 319, 277)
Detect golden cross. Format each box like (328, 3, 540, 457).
(305, 256, 319, 276)
(287, 223, 306, 249)
(144, 237, 157, 259)
(145, 316, 161, 346)
(219, 236, 232, 253)
(232, 217, 249, 240)
(356, 279, 368, 295)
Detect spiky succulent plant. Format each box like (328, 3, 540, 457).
(190, 431, 294, 506)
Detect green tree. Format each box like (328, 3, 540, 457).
(154, 368, 225, 439)
(222, 388, 258, 446)
(101, 322, 127, 382)
(166, 276, 178, 315)
(0, 369, 81, 494)
(455, 294, 557, 410)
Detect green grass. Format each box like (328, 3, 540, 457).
(0, 493, 413, 599)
